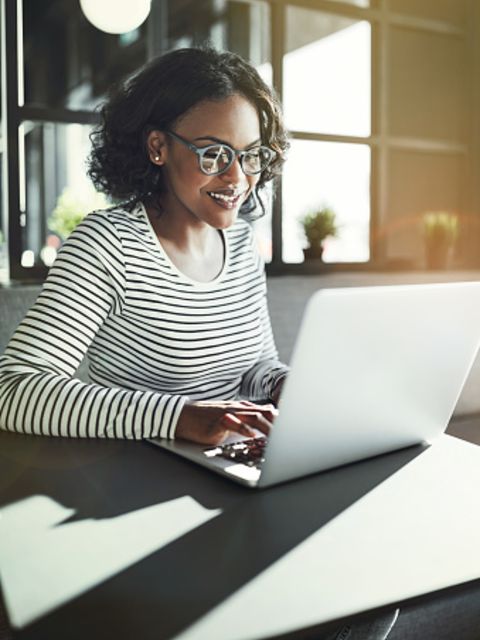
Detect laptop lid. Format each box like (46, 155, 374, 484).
(258, 282, 480, 487)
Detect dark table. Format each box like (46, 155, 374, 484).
(1, 430, 479, 640)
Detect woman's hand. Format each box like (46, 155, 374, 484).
(175, 400, 278, 446)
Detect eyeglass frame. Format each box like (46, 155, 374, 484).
(163, 129, 276, 176)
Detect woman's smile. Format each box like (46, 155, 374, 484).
(206, 187, 248, 210)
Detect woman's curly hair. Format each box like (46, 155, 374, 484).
(87, 46, 289, 217)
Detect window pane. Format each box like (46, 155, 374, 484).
(167, 1, 271, 80)
(20, 122, 108, 269)
(388, 26, 469, 142)
(284, 7, 371, 136)
(23, 0, 148, 109)
(153, 1, 272, 87)
(388, 0, 468, 28)
(386, 149, 465, 267)
(282, 140, 370, 263)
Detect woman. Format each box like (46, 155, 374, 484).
(0, 47, 288, 443)
(0, 46, 403, 640)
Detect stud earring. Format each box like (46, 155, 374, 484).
(154, 155, 160, 161)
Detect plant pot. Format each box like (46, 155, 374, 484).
(425, 242, 452, 270)
(303, 246, 324, 262)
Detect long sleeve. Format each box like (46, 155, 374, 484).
(0, 212, 186, 439)
(240, 239, 289, 401)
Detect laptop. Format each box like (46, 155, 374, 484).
(148, 282, 480, 488)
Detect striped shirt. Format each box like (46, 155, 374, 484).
(0, 203, 288, 439)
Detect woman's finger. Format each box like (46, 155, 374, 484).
(228, 410, 273, 436)
(236, 401, 278, 421)
(232, 406, 277, 424)
(220, 413, 257, 438)
(195, 399, 277, 419)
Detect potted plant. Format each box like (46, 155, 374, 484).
(49, 186, 109, 240)
(301, 207, 338, 261)
(422, 211, 458, 270)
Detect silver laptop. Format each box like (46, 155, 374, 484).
(149, 282, 480, 488)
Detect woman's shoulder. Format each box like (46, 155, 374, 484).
(71, 201, 148, 240)
(226, 217, 254, 245)
(58, 204, 144, 262)
(80, 201, 137, 225)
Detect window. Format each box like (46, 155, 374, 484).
(1, 0, 273, 282)
(283, 140, 370, 263)
(2, 0, 147, 282)
(283, 6, 371, 264)
(1, 0, 480, 283)
(20, 121, 100, 269)
(284, 10, 371, 137)
(23, 0, 148, 110)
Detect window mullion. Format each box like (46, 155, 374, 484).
(3, 0, 32, 281)
(270, 0, 285, 267)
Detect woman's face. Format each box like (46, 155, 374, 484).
(151, 94, 262, 229)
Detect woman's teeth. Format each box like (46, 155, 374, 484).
(207, 191, 242, 207)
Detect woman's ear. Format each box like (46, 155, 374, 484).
(146, 130, 167, 166)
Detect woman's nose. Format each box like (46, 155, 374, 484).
(220, 156, 245, 182)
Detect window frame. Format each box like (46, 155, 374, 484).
(270, 0, 378, 273)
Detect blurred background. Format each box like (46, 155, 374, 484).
(1, 0, 479, 283)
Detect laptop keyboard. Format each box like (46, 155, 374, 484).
(204, 437, 267, 468)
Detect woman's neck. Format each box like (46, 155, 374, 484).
(144, 200, 225, 282)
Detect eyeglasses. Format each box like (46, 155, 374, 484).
(165, 130, 276, 176)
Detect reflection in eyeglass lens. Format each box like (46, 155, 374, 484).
(202, 146, 232, 174)
(244, 149, 265, 173)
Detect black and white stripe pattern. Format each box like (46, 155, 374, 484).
(0, 203, 288, 439)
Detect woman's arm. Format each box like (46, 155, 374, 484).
(239, 294, 289, 403)
(0, 212, 186, 439)
(239, 234, 289, 404)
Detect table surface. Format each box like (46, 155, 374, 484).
(1, 426, 480, 640)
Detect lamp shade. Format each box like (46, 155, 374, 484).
(79, 0, 151, 35)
